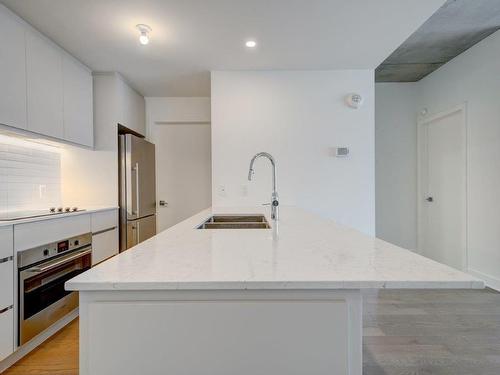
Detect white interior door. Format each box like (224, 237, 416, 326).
(153, 123, 211, 232)
(419, 107, 466, 270)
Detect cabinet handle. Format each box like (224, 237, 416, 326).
(0, 256, 13, 264)
(0, 305, 13, 314)
(92, 226, 117, 236)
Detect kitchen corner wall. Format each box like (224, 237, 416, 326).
(211, 70, 375, 235)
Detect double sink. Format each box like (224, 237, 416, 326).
(197, 215, 271, 229)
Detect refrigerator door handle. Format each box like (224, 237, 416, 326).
(133, 162, 140, 216)
(132, 223, 138, 246)
(136, 221, 140, 245)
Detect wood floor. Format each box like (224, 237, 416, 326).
(363, 288, 500, 375)
(3, 319, 78, 375)
(3, 288, 499, 375)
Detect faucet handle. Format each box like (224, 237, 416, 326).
(262, 203, 271, 206)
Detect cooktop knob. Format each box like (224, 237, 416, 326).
(72, 207, 78, 212)
(65, 207, 71, 212)
(57, 207, 63, 212)
(49, 207, 56, 213)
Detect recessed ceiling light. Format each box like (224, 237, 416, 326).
(245, 40, 257, 48)
(136, 24, 152, 45)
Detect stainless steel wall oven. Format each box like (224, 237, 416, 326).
(17, 233, 92, 345)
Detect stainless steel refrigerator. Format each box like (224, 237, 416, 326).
(119, 134, 156, 252)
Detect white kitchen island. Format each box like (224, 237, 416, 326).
(66, 206, 483, 375)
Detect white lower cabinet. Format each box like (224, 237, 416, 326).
(0, 260, 13, 314)
(92, 227, 119, 266)
(0, 225, 13, 362)
(0, 307, 14, 361)
(91, 210, 119, 266)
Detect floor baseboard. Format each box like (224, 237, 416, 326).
(468, 269, 500, 292)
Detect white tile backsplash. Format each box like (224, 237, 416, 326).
(0, 136, 61, 212)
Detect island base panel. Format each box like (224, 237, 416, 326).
(79, 290, 362, 375)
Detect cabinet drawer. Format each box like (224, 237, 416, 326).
(0, 260, 13, 310)
(92, 227, 119, 266)
(91, 210, 118, 234)
(0, 226, 13, 259)
(14, 214, 91, 251)
(0, 307, 14, 361)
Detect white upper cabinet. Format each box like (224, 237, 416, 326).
(116, 77, 146, 136)
(0, 6, 27, 129)
(26, 31, 64, 139)
(63, 55, 93, 147)
(0, 5, 93, 147)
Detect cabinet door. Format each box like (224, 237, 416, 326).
(26, 31, 63, 139)
(92, 227, 118, 266)
(91, 209, 118, 233)
(0, 225, 13, 361)
(0, 226, 13, 260)
(0, 307, 13, 361)
(0, 6, 27, 129)
(63, 56, 93, 147)
(0, 260, 13, 311)
(116, 77, 145, 136)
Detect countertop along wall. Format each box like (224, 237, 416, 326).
(211, 70, 375, 235)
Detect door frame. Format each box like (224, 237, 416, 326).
(416, 103, 469, 271)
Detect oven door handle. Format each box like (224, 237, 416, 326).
(26, 247, 92, 274)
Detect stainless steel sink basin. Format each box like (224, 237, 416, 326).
(197, 215, 271, 229)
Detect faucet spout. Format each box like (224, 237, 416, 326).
(247, 152, 279, 221)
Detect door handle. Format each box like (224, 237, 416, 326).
(426, 196, 434, 202)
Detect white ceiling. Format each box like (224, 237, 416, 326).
(1, 0, 445, 97)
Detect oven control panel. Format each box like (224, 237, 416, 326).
(18, 232, 92, 269)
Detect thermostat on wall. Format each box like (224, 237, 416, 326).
(335, 147, 349, 157)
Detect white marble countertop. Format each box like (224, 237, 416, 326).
(66, 206, 483, 291)
(0, 206, 118, 227)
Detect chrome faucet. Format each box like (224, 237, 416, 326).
(248, 152, 279, 220)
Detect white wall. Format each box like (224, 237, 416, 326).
(416, 30, 500, 289)
(0, 134, 61, 211)
(375, 83, 418, 250)
(375, 30, 500, 289)
(211, 70, 375, 234)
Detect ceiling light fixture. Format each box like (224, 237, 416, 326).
(136, 24, 152, 45)
(245, 40, 257, 48)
